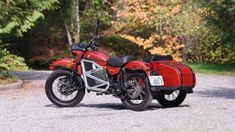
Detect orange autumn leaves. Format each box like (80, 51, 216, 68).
(171, 4, 181, 15)
(112, 0, 160, 28)
(120, 34, 184, 61)
(112, 0, 184, 61)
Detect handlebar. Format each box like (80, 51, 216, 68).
(72, 34, 104, 52)
(84, 34, 103, 51)
(87, 42, 98, 51)
(89, 34, 105, 50)
(72, 20, 104, 52)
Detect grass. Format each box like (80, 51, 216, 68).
(0, 70, 18, 85)
(0, 76, 18, 85)
(187, 63, 235, 76)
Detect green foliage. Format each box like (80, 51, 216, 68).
(189, 0, 235, 63)
(225, 0, 235, 14)
(0, 47, 28, 79)
(188, 63, 235, 76)
(29, 51, 70, 69)
(112, 0, 235, 64)
(0, 0, 59, 75)
(80, 0, 113, 40)
(98, 35, 147, 58)
(1, 0, 234, 72)
(82, 0, 112, 26)
(0, 0, 59, 37)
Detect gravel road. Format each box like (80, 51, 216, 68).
(1, 71, 235, 132)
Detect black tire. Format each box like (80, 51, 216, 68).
(121, 73, 152, 111)
(155, 90, 187, 107)
(45, 70, 85, 107)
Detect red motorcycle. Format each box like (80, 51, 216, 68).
(45, 23, 196, 111)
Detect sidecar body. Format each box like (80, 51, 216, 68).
(146, 55, 196, 93)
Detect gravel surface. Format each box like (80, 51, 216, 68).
(1, 71, 235, 132)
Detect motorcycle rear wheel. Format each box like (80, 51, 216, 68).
(45, 70, 85, 107)
(121, 72, 152, 111)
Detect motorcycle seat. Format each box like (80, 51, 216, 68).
(107, 55, 136, 67)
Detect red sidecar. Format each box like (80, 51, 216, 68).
(146, 55, 196, 93)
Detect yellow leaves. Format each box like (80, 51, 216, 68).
(113, 0, 187, 62)
(175, 44, 184, 49)
(149, 47, 165, 55)
(120, 34, 184, 62)
(171, 4, 181, 15)
(120, 34, 160, 49)
(113, 0, 161, 28)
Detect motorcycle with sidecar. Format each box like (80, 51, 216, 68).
(45, 22, 196, 111)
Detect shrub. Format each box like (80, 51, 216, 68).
(0, 48, 28, 79)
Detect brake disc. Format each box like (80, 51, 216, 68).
(127, 85, 142, 99)
(58, 84, 72, 96)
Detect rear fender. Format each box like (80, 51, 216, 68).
(124, 61, 150, 73)
(119, 61, 150, 88)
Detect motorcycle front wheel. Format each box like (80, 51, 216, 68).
(121, 72, 152, 111)
(45, 70, 85, 107)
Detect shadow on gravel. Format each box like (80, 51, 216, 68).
(59, 105, 190, 120)
(45, 103, 127, 110)
(195, 87, 235, 99)
(79, 103, 126, 110)
(45, 103, 190, 110)
(148, 104, 190, 110)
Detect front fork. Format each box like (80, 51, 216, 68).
(69, 61, 84, 92)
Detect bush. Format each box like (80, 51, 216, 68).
(0, 48, 28, 79)
(98, 35, 147, 58)
(28, 51, 70, 69)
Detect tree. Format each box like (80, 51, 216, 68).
(0, 0, 59, 37)
(59, 0, 112, 45)
(112, 0, 192, 61)
(194, 0, 235, 63)
(111, 0, 235, 63)
(0, 0, 58, 79)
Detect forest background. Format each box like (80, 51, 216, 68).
(0, 0, 235, 82)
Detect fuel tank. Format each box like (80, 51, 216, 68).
(83, 51, 110, 66)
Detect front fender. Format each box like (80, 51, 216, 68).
(49, 58, 75, 70)
(49, 58, 83, 75)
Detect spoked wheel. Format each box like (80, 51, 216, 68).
(155, 90, 187, 107)
(121, 73, 152, 111)
(45, 70, 85, 107)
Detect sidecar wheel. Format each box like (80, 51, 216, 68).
(121, 73, 152, 111)
(155, 90, 186, 107)
(45, 70, 85, 107)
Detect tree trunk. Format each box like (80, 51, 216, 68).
(64, 22, 73, 46)
(75, 0, 80, 43)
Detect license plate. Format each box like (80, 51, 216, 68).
(149, 76, 164, 86)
